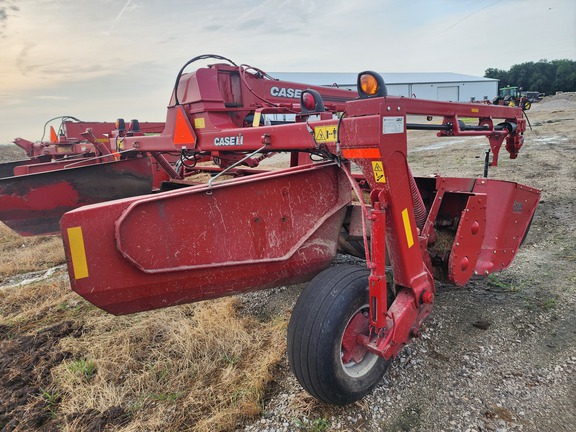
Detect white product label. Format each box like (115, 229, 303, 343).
(382, 117, 404, 134)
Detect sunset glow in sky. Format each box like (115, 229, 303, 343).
(1, 0, 574, 143)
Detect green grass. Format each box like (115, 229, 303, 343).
(66, 358, 97, 382)
(525, 296, 558, 311)
(292, 416, 331, 431)
(542, 297, 557, 310)
(40, 386, 61, 416)
(310, 418, 331, 432)
(221, 352, 241, 366)
(487, 274, 525, 292)
(147, 392, 183, 402)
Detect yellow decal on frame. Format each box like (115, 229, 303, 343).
(194, 118, 206, 129)
(67, 226, 89, 279)
(371, 161, 386, 183)
(314, 125, 338, 143)
(401, 208, 415, 248)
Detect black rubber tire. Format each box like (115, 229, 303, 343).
(287, 265, 391, 405)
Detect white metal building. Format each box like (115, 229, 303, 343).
(271, 72, 498, 103)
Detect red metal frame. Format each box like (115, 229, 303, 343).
(4, 61, 540, 363)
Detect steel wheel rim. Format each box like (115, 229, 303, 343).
(340, 305, 379, 378)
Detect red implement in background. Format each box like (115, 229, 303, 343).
(1, 157, 153, 236)
(12, 119, 164, 159)
(0, 119, 165, 236)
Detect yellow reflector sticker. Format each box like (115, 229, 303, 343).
(194, 117, 206, 129)
(401, 208, 414, 248)
(252, 112, 262, 127)
(67, 227, 89, 279)
(371, 161, 386, 183)
(471, 108, 479, 113)
(314, 125, 338, 143)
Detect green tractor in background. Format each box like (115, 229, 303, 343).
(493, 86, 531, 110)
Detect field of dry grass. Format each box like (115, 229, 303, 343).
(0, 224, 65, 280)
(0, 223, 288, 431)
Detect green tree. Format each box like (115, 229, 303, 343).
(484, 67, 509, 84)
(552, 59, 576, 91)
(484, 60, 576, 94)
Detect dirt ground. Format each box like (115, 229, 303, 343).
(0, 94, 575, 431)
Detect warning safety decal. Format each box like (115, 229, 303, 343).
(314, 125, 338, 143)
(371, 161, 386, 183)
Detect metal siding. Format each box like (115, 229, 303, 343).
(437, 86, 459, 101)
(459, 81, 499, 102)
(411, 84, 437, 100)
(386, 84, 410, 97)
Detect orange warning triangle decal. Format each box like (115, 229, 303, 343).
(50, 126, 58, 143)
(173, 106, 196, 145)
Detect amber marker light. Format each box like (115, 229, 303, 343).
(360, 74, 379, 95)
(115, 118, 126, 131)
(357, 71, 388, 99)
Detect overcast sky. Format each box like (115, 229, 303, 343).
(0, 0, 574, 144)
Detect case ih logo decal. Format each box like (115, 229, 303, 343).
(214, 134, 244, 146)
(270, 86, 302, 99)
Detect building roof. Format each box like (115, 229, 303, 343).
(269, 72, 497, 87)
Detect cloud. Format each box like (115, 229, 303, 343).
(15, 43, 36, 75)
(0, 0, 574, 144)
(0, 1, 19, 35)
(0, 92, 24, 105)
(37, 95, 73, 100)
(107, 0, 134, 35)
(438, 0, 501, 32)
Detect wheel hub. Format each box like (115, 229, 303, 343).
(341, 310, 369, 364)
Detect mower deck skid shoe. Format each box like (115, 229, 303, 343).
(60, 162, 351, 315)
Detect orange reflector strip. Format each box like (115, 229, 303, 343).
(342, 148, 382, 159)
(67, 227, 89, 279)
(471, 108, 479, 113)
(173, 106, 196, 145)
(49, 126, 57, 143)
(401, 208, 414, 248)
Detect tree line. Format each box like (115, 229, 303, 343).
(485, 59, 576, 96)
